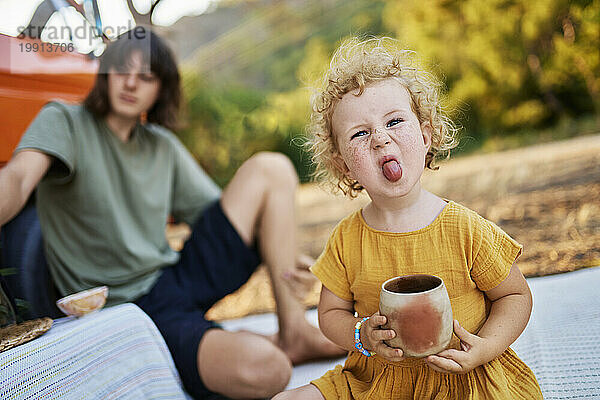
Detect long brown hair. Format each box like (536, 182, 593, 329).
(84, 27, 181, 131)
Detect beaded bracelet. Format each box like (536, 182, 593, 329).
(354, 317, 375, 357)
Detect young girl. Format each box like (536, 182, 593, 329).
(274, 37, 542, 399)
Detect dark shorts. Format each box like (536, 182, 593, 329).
(135, 200, 261, 399)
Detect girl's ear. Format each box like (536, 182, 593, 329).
(421, 121, 433, 151)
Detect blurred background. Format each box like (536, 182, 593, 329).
(1, 0, 598, 320)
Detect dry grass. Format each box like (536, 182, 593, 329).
(168, 134, 600, 321)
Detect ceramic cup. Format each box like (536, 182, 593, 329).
(379, 274, 453, 358)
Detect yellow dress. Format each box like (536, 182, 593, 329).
(310, 201, 543, 399)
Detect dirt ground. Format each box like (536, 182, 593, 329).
(168, 134, 600, 321)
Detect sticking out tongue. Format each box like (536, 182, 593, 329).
(382, 160, 402, 182)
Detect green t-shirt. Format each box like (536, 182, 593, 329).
(16, 102, 221, 305)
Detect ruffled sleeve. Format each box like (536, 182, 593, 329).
(470, 215, 523, 291)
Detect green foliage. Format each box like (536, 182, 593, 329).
(181, 72, 268, 186)
(178, 0, 599, 184)
(381, 0, 600, 137)
(178, 0, 390, 184)
(0, 268, 27, 324)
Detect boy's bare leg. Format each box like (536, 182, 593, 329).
(219, 152, 344, 363)
(198, 329, 292, 399)
(197, 152, 344, 398)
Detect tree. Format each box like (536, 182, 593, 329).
(381, 0, 599, 138)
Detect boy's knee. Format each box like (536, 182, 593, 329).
(249, 152, 299, 187)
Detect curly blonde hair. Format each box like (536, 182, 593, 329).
(306, 37, 460, 197)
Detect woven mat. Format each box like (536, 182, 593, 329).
(0, 317, 53, 352)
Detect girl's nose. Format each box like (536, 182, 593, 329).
(372, 128, 391, 149)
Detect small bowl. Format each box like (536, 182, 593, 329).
(56, 286, 108, 317)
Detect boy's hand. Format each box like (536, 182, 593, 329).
(361, 312, 405, 362)
(425, 320, 488, 374)
(283, 254, 319, 301)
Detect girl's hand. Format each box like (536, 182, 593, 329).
(361, 312, 405, 362)
(425, 320, 488, 374)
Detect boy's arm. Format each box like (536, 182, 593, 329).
(0, 150, 52, 227)
(318, 286, 404, 361)
(426, 264, 532, 373)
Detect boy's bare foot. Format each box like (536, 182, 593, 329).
(270, 322, 347, 365)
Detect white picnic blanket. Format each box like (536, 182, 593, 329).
(222, 266, 600, 399)
(1, 267, 598, 399)
(0, 303, 188, 399)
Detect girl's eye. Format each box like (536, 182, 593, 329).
(351, 130, 369, 140)
(386, 118, 403, 128)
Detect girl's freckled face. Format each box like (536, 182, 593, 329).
(331, 78, 431, 200)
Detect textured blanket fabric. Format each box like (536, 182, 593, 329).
(511, 267, 600, 399)
(0, 303, 188, 399)
(222, 266, 600, 399)
(2, 268, 598, 399)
